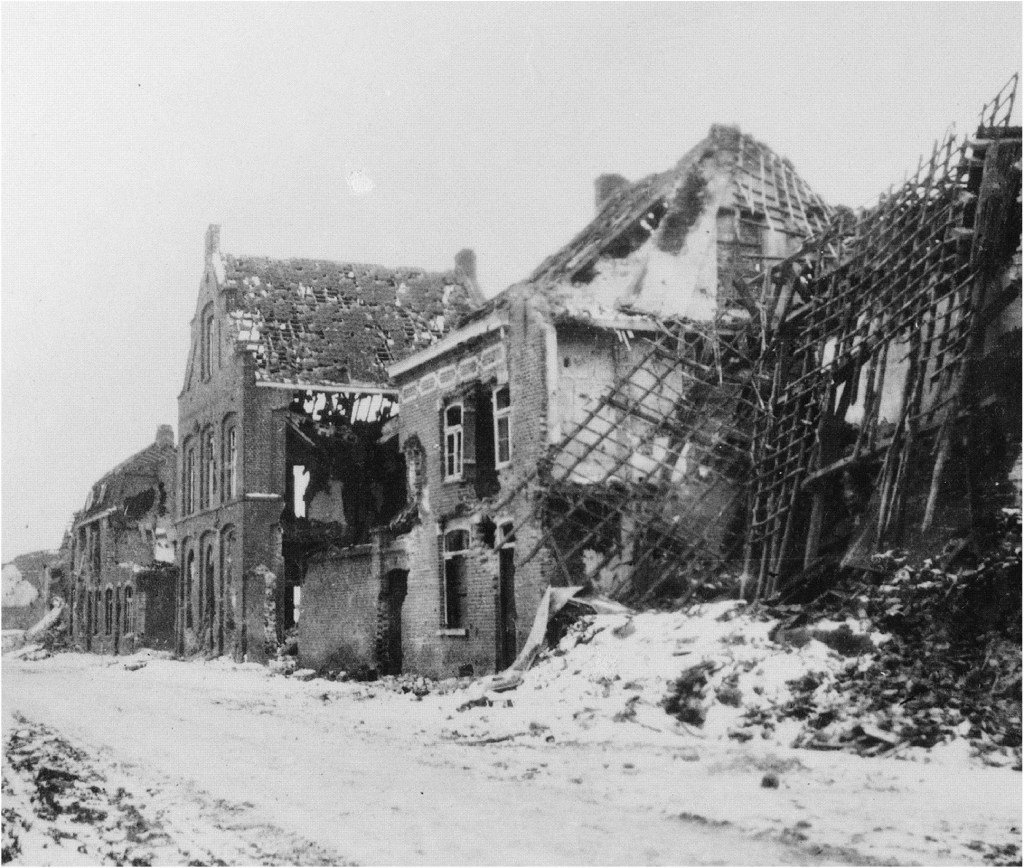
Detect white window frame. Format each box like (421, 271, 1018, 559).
(493, 385, 512, 468)
(443, 401, 464, 481)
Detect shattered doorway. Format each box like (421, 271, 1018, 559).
(379, 569, 407, 676)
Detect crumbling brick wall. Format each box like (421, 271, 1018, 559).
(385, 289, 560, 678)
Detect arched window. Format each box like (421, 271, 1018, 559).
(104, 588, 113, 635)
(220, 526, 236, 636)
(185, 550, 195, 629)
(201, 303, 215, 380)
(201, 427, 216, 510)
(204, 539, 216, 625)
(222, 414, 238, 501)
(183, 437, 197, 515)
(123, 586, 134, 634)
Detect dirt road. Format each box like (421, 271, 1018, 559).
(3, 651, 1018, 865)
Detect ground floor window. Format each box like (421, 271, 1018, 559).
(443, 528, 470, 628)
(104, 588, 113, 635)
(124, 586, 133, 634)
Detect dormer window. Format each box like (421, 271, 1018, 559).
(443, 402, 464, 481)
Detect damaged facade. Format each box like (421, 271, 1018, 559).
(747, 82, 1023, 598)
(67, 426, 178, 654)
(117, 80, 1018, 680)
(383, 124, 833, 676)
(175, 226, 479, 663)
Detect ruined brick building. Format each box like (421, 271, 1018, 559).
(370, 124, 833, 677)
(176, 226, 480, 663)
(66, 425, 178, 654)
(135, 82, 1022, 678)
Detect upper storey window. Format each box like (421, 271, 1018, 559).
(223, 420, 238, 501)
(493, 385, 512, 467)
(443, 402, 464, 481)
(201, 304, 215, 380)
(202, 428, 216, 510)
(184, 438, 197, 515)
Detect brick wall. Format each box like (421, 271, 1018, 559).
(298, 544, 378, 671)
(176, 247, 287, 663)
(389, 289, 564, 678)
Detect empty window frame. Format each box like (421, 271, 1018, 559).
(104, 588, 113, 636)
(123, 586, 133, 634)
(442, 528, 470, 628)
(184, 441, 197, 515)
(185, 550, 195, 629)
(444, 402, 464, 481)
(202, 428, 216, 509)
(223, 424, 238, 500)
(202, 304, 215, 380)
(204, 541, 216, 623)
(493, 385, 512, 467)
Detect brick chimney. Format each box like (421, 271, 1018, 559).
(454, 249, 485, 304)
(156, 425, 175, 449)
(205, 224, 221, 259)
(595, 174, 630, 212)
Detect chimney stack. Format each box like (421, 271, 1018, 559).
(156, 425, 175, 449)
(454, 249, 485, 304)
(454, 248, 477, 283)
(595, 174, 630, 213)
(205, 224, 221, 259)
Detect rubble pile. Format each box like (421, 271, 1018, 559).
(773, 509, 1022, 763)
(657, 510, 1022, 764)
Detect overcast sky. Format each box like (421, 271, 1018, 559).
(2, 1, 1020, 560)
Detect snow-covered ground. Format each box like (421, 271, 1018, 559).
(3, 603, 1020, 865)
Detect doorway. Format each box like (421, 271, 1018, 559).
(379, 569, 408, 676)
(496, 523, 517, 670)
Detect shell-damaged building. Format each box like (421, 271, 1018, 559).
(171, 85, 1020, 679)
(375, 124, 833, 677)
(175, 226, 480, 663)
(66, 425, 179, 654)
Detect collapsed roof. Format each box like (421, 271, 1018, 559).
(221, 253, 482, 388)
(76, 426, 176, 523)
(526, 124, 833, 322)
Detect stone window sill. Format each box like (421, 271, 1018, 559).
(436, 628, 468, 637)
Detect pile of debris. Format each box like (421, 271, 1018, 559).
(767, 509, 1022, 763)
(656, 510, 1022, 765)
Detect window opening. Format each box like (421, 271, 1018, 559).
(124, 586, 133, 634)
(104, 588, 113, 636)
(493, 386, 512, 467)
(185, 550, 195, 629)
(292, 465, 310, 518)
(444, 403, 464, 480)
(225, 427, 237, 499)
(203, 429, 216, 509)
(442, 528, 470, 628)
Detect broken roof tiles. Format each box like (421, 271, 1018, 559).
(77, 429, 176, 522)
(528, 124, 832, 297)
(221, 256, 479, 387)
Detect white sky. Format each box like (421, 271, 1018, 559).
(2, 2, 1021, 559)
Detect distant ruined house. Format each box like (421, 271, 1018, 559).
(2, 551, 57, 632)
(66, 426, 178, 654)
(176, 227, 480, 663)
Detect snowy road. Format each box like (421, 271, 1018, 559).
(3, 650, 1020, 865)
